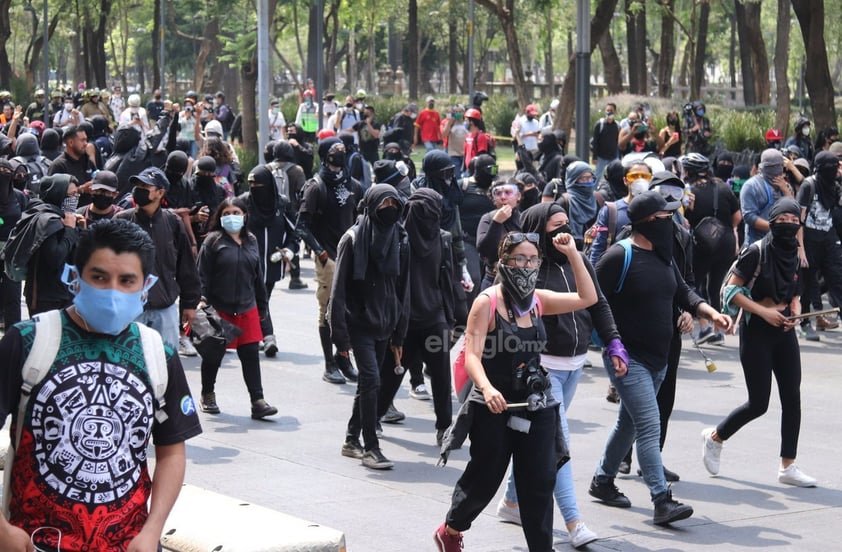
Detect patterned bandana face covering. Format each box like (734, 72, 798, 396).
(497, 264, 538, 316)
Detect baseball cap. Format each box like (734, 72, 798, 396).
(204, 119, 223, 137)
(759, 148, 784, 177)
(426, 96, 435, 103)
(628, 190, 680, 222)
(129, 167, 170, 191)
(829, 141, 842, 157)
(525, 104, 539, 116)
(91, 170, 118, 192)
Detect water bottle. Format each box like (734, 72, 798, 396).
(682, 183, 692, 207)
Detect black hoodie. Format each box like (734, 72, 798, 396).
(520, 202, 619, 357)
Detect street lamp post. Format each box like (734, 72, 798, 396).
(574, 0, 590, 159)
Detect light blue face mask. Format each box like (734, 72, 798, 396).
(62, 264, 158, 335)
(221, 214, 244, 234)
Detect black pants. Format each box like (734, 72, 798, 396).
(446, 406, 557, 552)
(623, 327, 682, 464)
(200, 341, 265, 402)
(347, 332, 388, 451)
(260, 279, 277, 337)
(716, 314, 801, 458)
(693, 248, 733, 312)
(378, 326, 452, 430)
(800, 234, 842, 317)
(0, 272, 21, 327)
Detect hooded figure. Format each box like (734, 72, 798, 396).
(599, 159, 627, 202)
(562, 161, 598, 243)
(162, 150, 193, 209)
(12, 133, 51, 195)
(415, 149, 462, 230)
(811, 151, 841, 211)
(352, 184, 402, 281)
(538, 128, 563, 181)
(39, 129, 62, 161)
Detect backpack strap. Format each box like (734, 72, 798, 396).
(4, 309, 63, 517)
(136, 322, 169, 424)
(615, 239, 633, 293)
(606, 202, 618, 246)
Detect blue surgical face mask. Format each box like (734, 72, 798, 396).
(62, 264, 158, 336)
(221, 214, 245, 234)
(696, 108, 705, 117)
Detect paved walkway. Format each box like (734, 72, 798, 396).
(177, 259, 842, 551)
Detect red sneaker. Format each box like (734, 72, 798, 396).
(433, 523, 464, 551)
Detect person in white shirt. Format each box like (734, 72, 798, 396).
(119, 94, 151, 137)
(109, 85, 125, 119)
(518, 104, 542, 156)
(269, 99, 286, 141)
(539, 99, 558, 130)
(53, 97, 83, 129)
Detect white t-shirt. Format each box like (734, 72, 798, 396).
(268, 109, 286, 141)
(541, 353, 588, 372)
(519, 118, 541, 151)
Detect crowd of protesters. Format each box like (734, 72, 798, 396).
(0, 83, 837, 551)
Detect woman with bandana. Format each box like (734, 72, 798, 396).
(333, 184, 410, 471)
(197, 196, 277, 420)
(705, 197, 816, 487)
(434, 231, 598, 552)
(494, 203, 627, 549)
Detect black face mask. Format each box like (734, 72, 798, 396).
(770, 222, 799, 249)
(714, 164, 733, 180)
(376, 205, 400, 226)
(195, 174, 216, 188)
(635, 217, 674, 263)
(132, 186, 153, 207)
(545, 225, 571, 262)
(91, 194, 114, 210)
(817, 166, 839, 183)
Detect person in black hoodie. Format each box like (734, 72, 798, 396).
(245, 165, 299, 357)
(459, 154, 496, 305)
(495, 201, 626, 547)
(38, 128, 62, 161)
(333, 184, 410, 470)
(197, 196, 278, 420)
(296, 137, 362, 384)
(190, 156, 227, 248)
(0, 160, 28, 326)
(19, 174, 82, 314)
(377, 188, 457, 446)
(476, 180, 523, 290)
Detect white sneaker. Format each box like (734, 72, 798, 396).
(701, 428, 722, 475)
(495, 499, 522, 525)
(179, 335, 198, 357)
(409, 384, 431, 400)
(569, 521, 598, 549)
(778, 464, 817, 487)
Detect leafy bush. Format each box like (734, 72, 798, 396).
(483, 94, 519, 140)
(710, 108, 776, 153)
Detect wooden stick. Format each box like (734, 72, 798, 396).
(786, 307, 840, 322)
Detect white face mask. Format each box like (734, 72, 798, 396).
(802, 126, 811, 137)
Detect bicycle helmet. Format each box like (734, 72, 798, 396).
(679, 152, 710, 176)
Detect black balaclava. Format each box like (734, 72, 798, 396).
(165, 151, 189, 183)
(195, 156, 217, 190)
(471, 154, 497, 189)
(0, 159, 13, 206)
(714, 152, 735, 180)
(247, 165, 278, 226)
(520, 202, 569, 265)
(765, 197, 801, 302)
(318, 137, 347, 187)
(604, 159, 627, 199)
(422, 149, 460, 228)
(404, 188, 442, 258)
(352, 184, 401, 280)
(813, 150, 841, 211)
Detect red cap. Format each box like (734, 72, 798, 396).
(317, 129, 336, 141)
(525, 104, 539, 116)
(765, 128, 782, 142)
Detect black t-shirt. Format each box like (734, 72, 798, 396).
(359, 118, 381, 164)
(686, 179, 740, 228)
(299, 176, 361, 259)
(732, 242, 799, 304)
(0, 312, 202, 549)
(596, 242, 703, 369)
(592, 120, 620, 160)
(48, 152, 92, 186)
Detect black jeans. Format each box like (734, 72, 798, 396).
(446, 405, 557, 551)
(801, 234, 842, 317)
(717, 314, 801, 458)
(347, 331, 388, 451)
(693, 247, 733, 312)
(379, 325, 453, 430)
(0, 271, 21, 327)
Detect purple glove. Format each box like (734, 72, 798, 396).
(606, 338, 629, 368)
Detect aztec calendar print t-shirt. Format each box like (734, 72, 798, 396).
(0, 310, 202, 550)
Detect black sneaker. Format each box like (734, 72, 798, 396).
(289, 277, 309, 290)
(637, 466, 680, 482)
(323, 362, 346, 384)
(250, 399, 278, 419)
(653, 489, 693, 526)
(589, 477, 631, 508)
(201, 392, 220, 414)
(362, 448, 394, 470)
(341, 437, 364, 459)
(334, 353, 359, 382)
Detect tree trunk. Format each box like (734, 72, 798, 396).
(241, 57, 257, 154)
(625, 0, 646, 94)
(448, 20, 458, 94)
(774, 0, 791, 135)
(544, 6, 554, 93)
(408, 0, 418, 98)
(599, 30, 624, 94)
(25, 12, 60, 91)
(691, 0, 709, 100)
(476, 0, 528, 108)
(734, 0, 755, 105)
(306, 3, 318, 84)
(735, 0, 768, 105)
(0, 0, 13, 90)
(657, 0, 675, 97)
(194, 19, 220, 92)
(152, 0, 160, 91)
(556, 0, 620, 139)
(791, 0, 835, 129)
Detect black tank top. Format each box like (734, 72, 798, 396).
(482, 302, 547, 403)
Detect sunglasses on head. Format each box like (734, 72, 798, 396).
(505, 232, 539, 245)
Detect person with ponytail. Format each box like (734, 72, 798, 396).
(197, 196, 277, 420)
(434, 230, 597, 552)
(704, 197, 816, 487)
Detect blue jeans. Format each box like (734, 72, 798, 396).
(136, 303, 180, 350)
(504, 367, 584, 524)
(450, 155, 464, 176)
(424, 141, 439, 152)
(594, 157, 614, 186)
(595, 355, 668, 502)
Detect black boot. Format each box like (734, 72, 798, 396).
(319, 326, 345, 384)
(334, 352, 359, 382)
(653, 489, 693, 526)
(289, 255, 308, 289)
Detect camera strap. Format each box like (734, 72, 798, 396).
(502, 293, 539, 343)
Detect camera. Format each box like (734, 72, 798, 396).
(185, 106, 194, 114)
(512, 357, 550, 396)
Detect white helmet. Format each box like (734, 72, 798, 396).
(127, 93, 141, 107)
